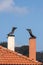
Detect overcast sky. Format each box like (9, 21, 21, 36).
(0, 0, 43, 51)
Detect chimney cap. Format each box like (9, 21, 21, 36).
(26, 28, 36, 38)
(7, 35, 15, 37)
(29, 37, 36, 39)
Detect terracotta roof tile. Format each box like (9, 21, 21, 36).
(0, 46, 42, 65)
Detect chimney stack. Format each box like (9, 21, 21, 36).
(29, 38, 36, 61)
(26, 28, 36, 61)
(8, 35, 15, 51)
(7, 27, 17, 51)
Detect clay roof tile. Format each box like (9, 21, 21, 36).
(0, 46, 42, 65)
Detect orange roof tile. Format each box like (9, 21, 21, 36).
(0, 46, 42, 65)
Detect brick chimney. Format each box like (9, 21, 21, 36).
(8, 35, 15, 51)
(29, 38, 36, 61)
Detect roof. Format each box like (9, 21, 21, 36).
(0, 46, 42, 65)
